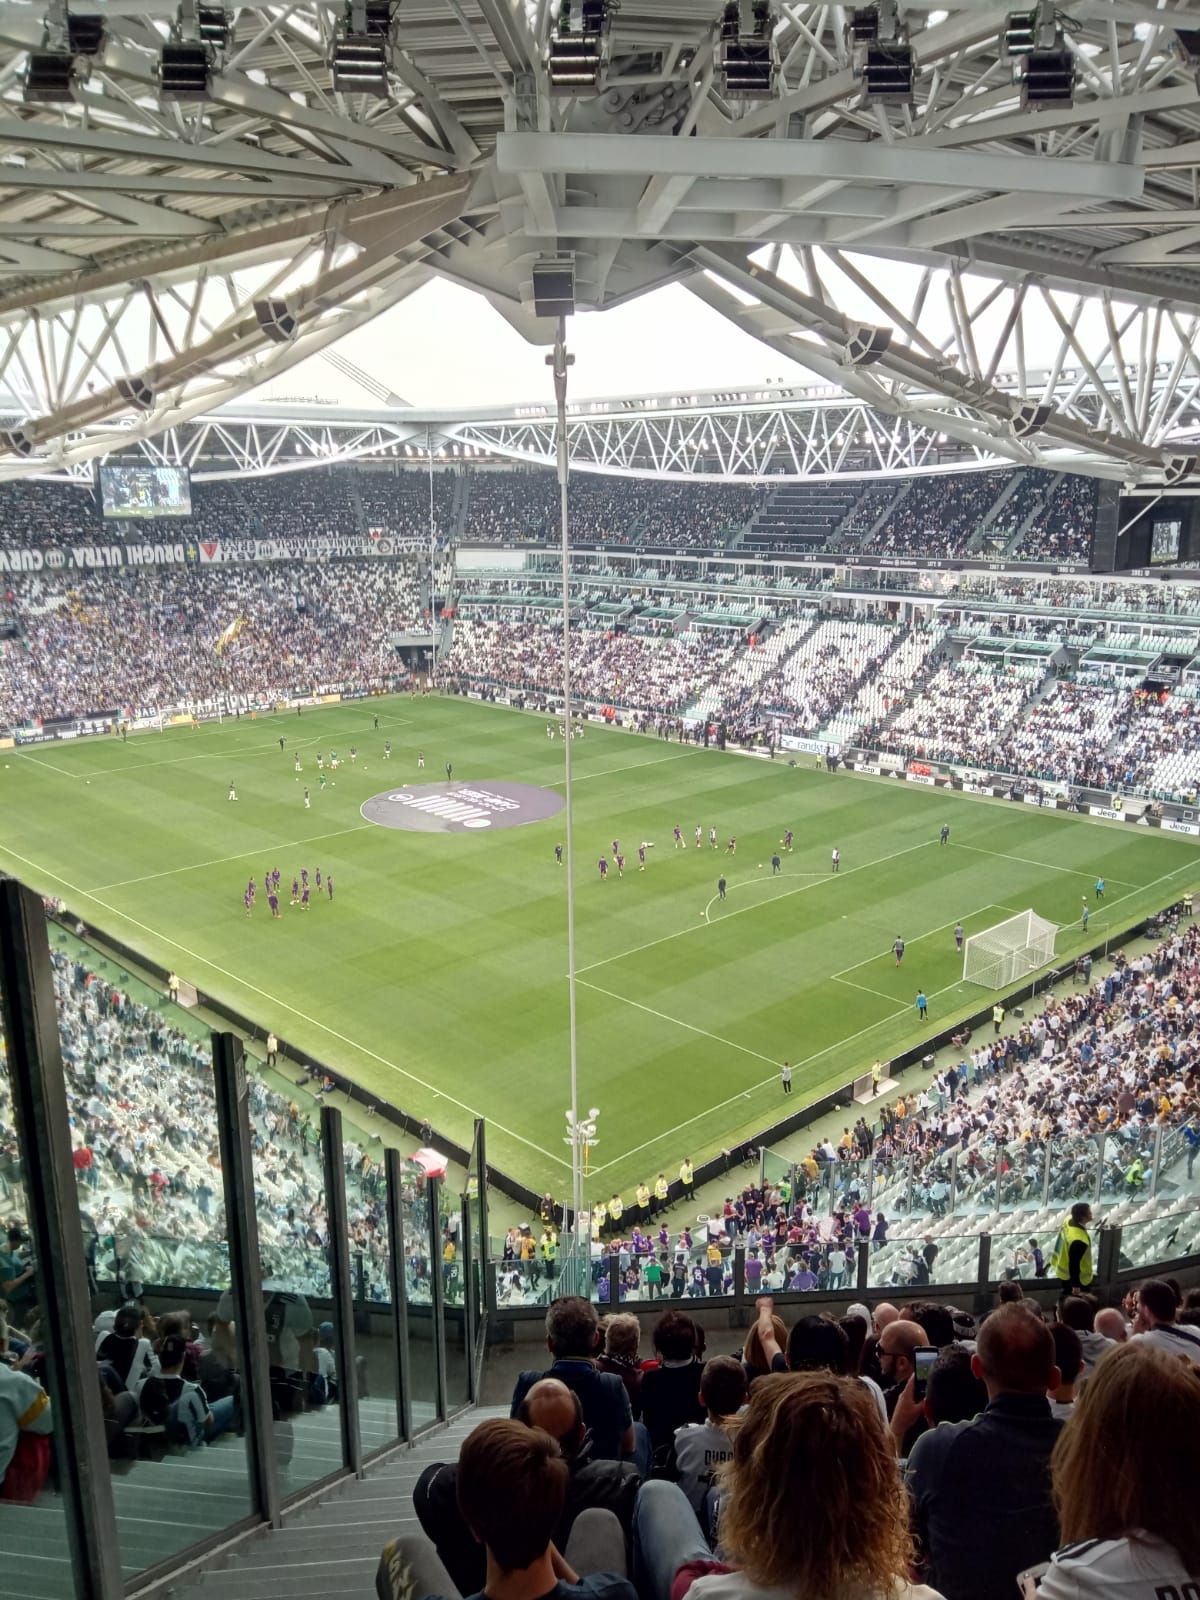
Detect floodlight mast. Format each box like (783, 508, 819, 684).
(549, 316, 583, 1244)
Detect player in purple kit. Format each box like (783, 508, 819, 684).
(673, 825, 683, 849)
(598, 857, 608, 880)
(268, 890, 280, 919)
(615, 853, 625, 878)
(301, 885, 310, 910)
(291, 877, 299, 906)
(315, 868, 322, 889)
(783, 828, 793, 852)
(638, 843, 646, 871)
(727, 835, 737, 854)
(326, 874, 334, 901)
(301, 868, 308, 892)
(612, 839, 619, 858)
(272, 868, 281, 892)
(243, 890, 252, 918)
(247, 877, 256, 904)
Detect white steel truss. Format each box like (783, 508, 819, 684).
(5, 3, 1200, 484)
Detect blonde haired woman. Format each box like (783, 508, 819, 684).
(1028, 1342, 1200, 1596)
(634, 1371, 942, 1600)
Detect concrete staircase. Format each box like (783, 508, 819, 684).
(448, 473, 470, 542)
(1004, 472, 1065, 557)
(966, 471, 1025, 555)
(0, 1399, 484, 1600)
(167, 1402, 503, 1600)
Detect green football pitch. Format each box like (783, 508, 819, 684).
(1, 693, 1197, 1199)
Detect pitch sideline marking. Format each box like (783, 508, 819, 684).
(574, 978, 781, 1068)
(88, 824, 378, 891)
(12, 752, 79, 779)
(0, 842, 569, 1172)
(580, 838, 936, 977)
(832, 975, 910, 1005)
(952, 843, 1139, 888)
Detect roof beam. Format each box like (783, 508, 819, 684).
(496, 132, 1144, 203)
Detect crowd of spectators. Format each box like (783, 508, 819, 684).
(867, 471, 1013, 559)
(0, 558, 423, 725)
(387, 1283, 1200, 1600)
(881, 660, 1042, 768)
(1014, 474, 1099, 564)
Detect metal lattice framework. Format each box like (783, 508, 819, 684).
(4, 1, 1200, 483)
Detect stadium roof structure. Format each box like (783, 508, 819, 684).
(4, 0, 1200, 484)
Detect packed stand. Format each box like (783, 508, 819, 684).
(991, 681, 1125, 785)
(1013, 474, 1098, 564)
(867, 471, 1011, 559)
(357, 468, 458, 544)
(816, 623, 944, 745)
(0, 558, 420, 726)
(444, 618, 737, 714)
(390, 1280, 1200, 1600)
(638, 483, 765, 549)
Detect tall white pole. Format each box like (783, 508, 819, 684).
(550, 318, 583, 1245)
(427, 427, 437, 689)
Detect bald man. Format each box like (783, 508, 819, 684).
(413, 1378, 640, 1594)
(873, 1302, 900, 1335)
(878, 1319, 931, 1454)
(1093, 1306, 1127, 1344)
(905, 1305, 1063, 1600)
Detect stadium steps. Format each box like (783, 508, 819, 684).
(966, 471, 1026, 554)
(448, 474, 469, 542)
(1001, 472, 1065, 557)
(861, 480, 915, 549)
(348, 475, 367, 537)
(162, 1403, 508, 1600)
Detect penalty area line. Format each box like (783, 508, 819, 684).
(0, 842, 569, 1173)
(574, 977, 780, 1068)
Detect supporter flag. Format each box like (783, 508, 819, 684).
(216, 617, 246, 656)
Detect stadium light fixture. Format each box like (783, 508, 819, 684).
(159, 40, 211, 98)
(1002, 9, 1038, 56)
(23, 2, 106, 102)
(850, 0, 912, 104)
(719, 0, 776, 97)
(330, 0, 394, 93)
(1165, 454, 1197, 487)
(24, 48, 76, 102)
(547, 0, 609, 91)
(116, 374, 156, 412)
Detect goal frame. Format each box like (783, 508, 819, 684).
(962, 909, 1058, 989)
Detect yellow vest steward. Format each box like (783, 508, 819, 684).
(1050, 1222, 1093, 1285)
(655, 1178, 669, 1201)
(609, 1198, 623, 1222)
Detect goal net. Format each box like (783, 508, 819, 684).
(962, 909, 1058, 989)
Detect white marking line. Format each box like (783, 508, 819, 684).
(575, 978, 780, 1068)
(0, 842, 568, 1173)
(701, 870, 825, 923)
(953, 843, 1138, 888)
(88, 824, 377, 891)
(546, 751, 691, 787)
(13, 751, 80, 778)
(832, 975, 905, 1005)
(831, 903, 1015, 980)
(578, 837, 936, 977)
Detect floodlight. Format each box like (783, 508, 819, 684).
(331, 32, 388, 93)
(66, 13, 105, 54)
(848, 5, 879, 43)
(23, 49, 75, 102)
(1003, 9, 1037, 55)
(1022, 42, 1074, 106)
(116, 375, 156, 412)
(196, 5, 230, 46)
(863, 42, 913, 102)
(1165, 455, 1197, 487)
(159, 41, 211, 98)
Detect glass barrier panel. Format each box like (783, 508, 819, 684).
(40, 929, 256, 1583)
(1048, 1134, 1100, 1209)
(1116, 1207, 1200, 1275)
(348, 1156, 398, 1462)
(957, 1147, 1002, 1216)
(1158, 1125, 1199, 1206)
(987, 1228, 1051, 1285)
(1099, 1127, 1158, 1207)
(997, 1138, 1046, 1214)
(0, 953, 76, 1599)
(249, 1125, 340, 1497)
(442, 1192, 469, 1411)
(398, 1186, 438, 1432)
(866, 1233, 929, 1291)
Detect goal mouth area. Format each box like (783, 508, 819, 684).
(962, 908, 1059, 989)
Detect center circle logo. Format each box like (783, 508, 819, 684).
(360, 780, 565, 834)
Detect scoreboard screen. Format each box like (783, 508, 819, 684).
(100, 464, 192, 519)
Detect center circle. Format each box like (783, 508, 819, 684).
(360, 780, 565, 834)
